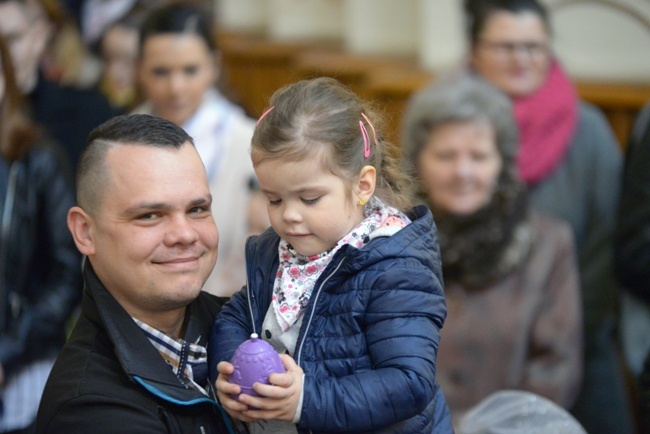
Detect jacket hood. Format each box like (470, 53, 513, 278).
(243, 205, 443, 327)
(340, 205, 442, 277)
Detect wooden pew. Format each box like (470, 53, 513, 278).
(218, 31, 649, 150)
(217, 31, 315, 117)
(575, 81, 650, 149)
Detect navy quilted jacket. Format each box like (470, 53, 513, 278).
(209, 206, 453, 433)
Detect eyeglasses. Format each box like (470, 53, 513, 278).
(478, 40, 549, 60)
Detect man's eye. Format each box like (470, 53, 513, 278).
(190, 206, 210, 214)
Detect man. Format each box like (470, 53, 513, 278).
(36, 114, 233, 433)
(0, 0, 113, 173)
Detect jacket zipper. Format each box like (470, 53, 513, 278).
(245, 279, 256, 336)
(245, 254, 343, 434)
(299, 258, 344, 434)
(296, 257, 346, 366)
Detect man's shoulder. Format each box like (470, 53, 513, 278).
(36, 318, 158, 432)
(36, 389, 166, 433)
(195, 290, 228, 314)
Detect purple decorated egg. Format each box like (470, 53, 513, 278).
(228, 333, 285, 399)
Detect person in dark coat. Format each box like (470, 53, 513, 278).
(463, 1, 631, 432)
(615, 101, 650, 434)
(0, 32, 81, 434)
(36, 114, 234, 434)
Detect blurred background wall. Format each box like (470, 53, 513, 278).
(213, 0, 650, 147)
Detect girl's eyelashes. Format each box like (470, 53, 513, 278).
(302, 197, 320, 205)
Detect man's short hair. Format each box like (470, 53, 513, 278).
(77, 114, 195, 213)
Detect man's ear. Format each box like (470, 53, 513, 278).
(357, 165, 377, 204)
(67, 206, 96, 256)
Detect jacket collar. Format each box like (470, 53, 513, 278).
(244, 205, 441, 312)
(82, 259, 216, 404)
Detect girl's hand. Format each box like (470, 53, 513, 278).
(237, 354, 304, 422)
(214, 361, 258, 423)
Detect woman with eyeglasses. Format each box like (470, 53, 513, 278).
(464, 1, 632, 433)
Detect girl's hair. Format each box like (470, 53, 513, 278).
(0, 33, 40, 161)
(139, 2, 217, 55)
(251, 77, 412, 212)
(464, 0, 550, 45)
(401, 73, 519, 204)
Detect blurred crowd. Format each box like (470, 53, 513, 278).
(0, 0, 649, 433)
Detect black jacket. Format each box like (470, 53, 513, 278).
(615, 107, 650, 306)
(36, 262, 235, 434)
(0, 142, 81, 377)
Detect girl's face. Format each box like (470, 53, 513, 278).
(138, 33, 216, 126)
(417, 121, 502, 216)
(254, 156, 366, 257)
(470, 11, 551, 98)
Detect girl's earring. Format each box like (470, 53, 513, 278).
(359, 198, 365, 206)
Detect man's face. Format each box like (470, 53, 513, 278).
(0, 1, 50, 93)
(86, 143, 219, 321)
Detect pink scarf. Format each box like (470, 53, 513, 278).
(513, 61, 578, 184)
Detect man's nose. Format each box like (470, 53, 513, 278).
(164, 215, 199, 246)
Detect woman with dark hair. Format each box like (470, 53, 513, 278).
(463, 1, 632, 433)
(133, 2, 256, 297)
(0, 33, 81, 434)
(402, 74, 582, 427)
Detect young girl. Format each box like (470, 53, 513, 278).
(209, 77, 452, 433)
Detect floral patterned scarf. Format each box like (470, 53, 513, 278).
(272, 197, 410, 331)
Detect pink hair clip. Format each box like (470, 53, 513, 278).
(256, 106, 275, 125)
(359, 113, 377, 158)
(359, 120, 371, 158)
